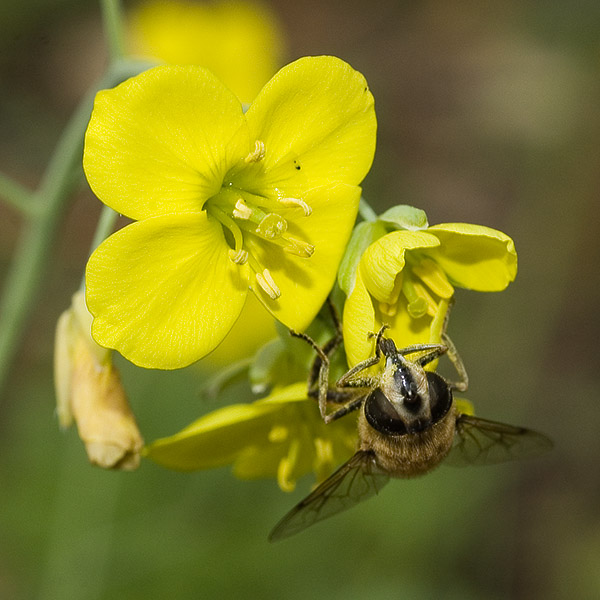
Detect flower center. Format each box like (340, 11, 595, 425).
(380, 255, 454, 319)
(204, 141, 314, 300)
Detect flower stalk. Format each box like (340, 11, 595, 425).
(0, 52, 152, 397)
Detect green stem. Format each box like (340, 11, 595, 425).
(80, 205, 119, 290)
(358, 197, 378, 222)
(0, 60, 150, 398)
(0, 171, 36, 216)
(100, 0, 126, 63)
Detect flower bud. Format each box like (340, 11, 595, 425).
(54, 291, 143, 470)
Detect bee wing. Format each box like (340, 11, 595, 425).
(268, 450, 390, 542)
(446, 414, 553, 467)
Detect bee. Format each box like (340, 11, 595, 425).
(268, 317, 552, 542)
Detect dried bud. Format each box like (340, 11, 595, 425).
(54, 291, 143, 470)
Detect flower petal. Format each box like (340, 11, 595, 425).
(361, 230, 440, 303)
(146, 402, 281, 471)
(240, 55, 376, 194)
(342, 264, 378, 367)
(144, 383, 308, 470)
(426, 223, 517, 291)
(85, 213, 248, 369)
(246, 183, 361, 331)
(84, 65, 249, 220)
(128, 0, 285, 103)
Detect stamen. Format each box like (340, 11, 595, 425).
(277, 438, 300, 492)
(281, 235, 315, 258)
(255, 268, 281, 299)
(228, 249, 248, 264)
(269, 424, 289, 443)
(232, 198, 252, 220)
(278, 197, 312, 216)
(244, 140, 266, 163)
(262, 269, 280, 295)
(379, 301, 397, 317)
(206, 205, 246, 265)
(412, 258, 454, 299)
(313, 437, 333, 471)
(412, 280, 438, 317)
(401, 275, 428, 318)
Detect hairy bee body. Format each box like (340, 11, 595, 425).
(358, 407, 456, 478)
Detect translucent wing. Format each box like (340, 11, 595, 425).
(446, 414, 553, 467)
(268, 450, 390, 542)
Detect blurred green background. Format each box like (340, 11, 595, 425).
(1, 1, 599, 598)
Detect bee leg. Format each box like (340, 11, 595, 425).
(437, 296, 468, 391)
(332, 324, 388, 390)
(400, 343, 447, 360)
(325, 295, 343, 336)
(441, 332, 469, 392)
(291, 327, 358, 422)
(321, 394, 365, 424)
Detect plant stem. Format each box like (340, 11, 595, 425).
(358, 197, 378, 222)
(0, 61, 149, 398)
(80, 205, 120, 290)
(0, 172, 36, 216)
(100, 0, 126, 63)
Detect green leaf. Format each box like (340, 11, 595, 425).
(378, 204, 429, 230)
(337, 220, 386, 295)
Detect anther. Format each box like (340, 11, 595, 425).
(268, 425, 289, 443)
(278, 197, 312, 216)
(262, 268, 281, 297)
(244, 140, 266, 163)
(281, 236, 315, 258)
(379, 301, 398, 317)
(256, 269, 281, 299)
(232, 199, 252, 220)
(228, 248, 248, 264)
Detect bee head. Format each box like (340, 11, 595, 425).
(364, 342, 453, 436)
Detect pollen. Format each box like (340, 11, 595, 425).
(232, 199, 252, 220)
(244, 139, 266, 163)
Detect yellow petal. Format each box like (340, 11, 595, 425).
(203, 291, 277, 367)
(342, 265, 378, 367)
(343, 268, 441, 367)
(382, 295, 436, 351)
(361, 230, 440, 303)
(247, 183, 361, 331)
(85, 213, 248, 369)
(426, 223, 517, 291)
(128, 0, 286, 103)
(145, 383, 307, 470)
(240, 55, 376, 194)
(84, 65, 249, 220)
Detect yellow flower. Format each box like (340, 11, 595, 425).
(128, 0, 286, 103)
(54, 291, 143, 470)
(343, 220, 517, 366)
(84, 56, 376, 369)
(144, 383, 358, 491)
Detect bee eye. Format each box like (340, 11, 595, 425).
(426, 372, 453, 422)
(364, 389, 408, 435)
